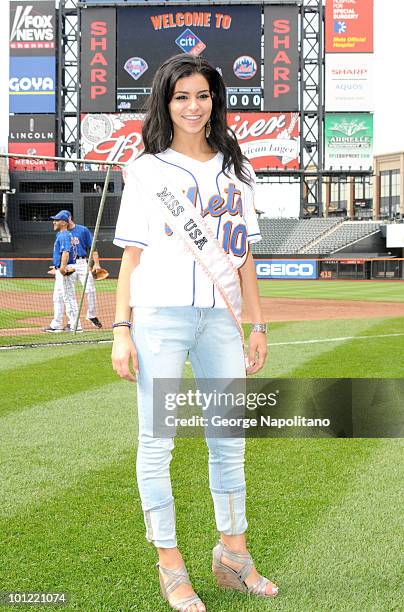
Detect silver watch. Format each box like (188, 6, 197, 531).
(251, 323, 267, 333)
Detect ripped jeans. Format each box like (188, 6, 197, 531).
(133, 306, 248, 548)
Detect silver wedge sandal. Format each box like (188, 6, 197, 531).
(156, 562, 206, 611)
(212, 539, 279, 598)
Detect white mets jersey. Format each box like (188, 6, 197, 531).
(113, 148, 262, 309)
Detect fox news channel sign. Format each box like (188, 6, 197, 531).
(0, 260, 13, 278)
(9, 0, 56, 54)
(255, 260, 317, 280)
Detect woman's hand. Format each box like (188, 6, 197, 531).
(245, 331, 268, 375)
(111, 328, 139, 382)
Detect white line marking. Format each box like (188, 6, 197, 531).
(268, 332, 404, 347)
(1, 333, 403, 352)
(0, 340, 112, 350)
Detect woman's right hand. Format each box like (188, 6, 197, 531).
(111, 328, 139, 382)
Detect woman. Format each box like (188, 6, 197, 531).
(112, 54, 278, 611)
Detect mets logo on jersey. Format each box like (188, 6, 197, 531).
(164, 184, 247, 258)
(124, 57, 148, 81)
(233, 56, 257, 80)
(175, 29, 206, 56)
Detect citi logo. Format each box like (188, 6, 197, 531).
(175, 29, 206, 56)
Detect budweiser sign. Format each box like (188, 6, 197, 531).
(228, 112, 299, 170)
(80, 114, 145, 165)
(81, 112, 299, 170)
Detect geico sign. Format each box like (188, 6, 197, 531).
(256, 263, 314, 276)
(9, 77, 54, 92)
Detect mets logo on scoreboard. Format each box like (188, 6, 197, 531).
(175, 29, 206, 56)
(233, 56, 258, 80)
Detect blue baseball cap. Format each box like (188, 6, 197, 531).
(50, 210, 72, 221)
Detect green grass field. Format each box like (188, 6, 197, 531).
(258, 279, 404, 302)
(1, 308, 403, 611)
(0, 308, 49, 330)
(1, 279, 403, 347)
(1, 278, 403, 300)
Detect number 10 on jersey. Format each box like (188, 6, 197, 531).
(222, 221, 247, 257)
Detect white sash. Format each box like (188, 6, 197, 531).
(143, 154, 244, 342)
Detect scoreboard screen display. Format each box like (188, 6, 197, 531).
(116, 5, 262, 111)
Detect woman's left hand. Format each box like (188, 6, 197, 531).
(245, 331, 268, 375)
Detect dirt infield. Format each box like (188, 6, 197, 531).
(1, 287, 403, 336)
(0, 290, 115, 335)
(251, 297, 404, 322)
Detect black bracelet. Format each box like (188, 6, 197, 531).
(112, 321, 132, 329)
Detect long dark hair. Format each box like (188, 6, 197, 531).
(141, 54, 253, 186)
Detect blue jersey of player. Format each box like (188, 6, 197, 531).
(52, 230, 76, 267)
(69, 224, 93, 257)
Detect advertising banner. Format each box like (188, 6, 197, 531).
(84, 0, 214, 3)
(9, 0, 56, 55)
(263, 4, 299, 112)
(255, 260, 317, 280)
(116, 5, 261, 111)
(9, 55, 55, 113)
(0, 259, 14, 278)
(228, 112, 299, 171)
(8, 142, 55, 170)
(0, 3, 9, 153)
(80, 7, 116, 113)
(324, 113, 373, 170)
(80, 112, 299, 170)
(9, 114, 55, 141)
(8, 113, 55, 170)
(80, 113, 145, 165)
(325, 0, 373, 53)
(325, 53, 374, 111)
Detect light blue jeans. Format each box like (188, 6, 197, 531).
(133, 306, 248, 548)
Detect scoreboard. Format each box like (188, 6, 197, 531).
(116, 5, 262, 111)
(80, 2, 299, 114)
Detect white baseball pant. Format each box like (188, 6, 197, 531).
(73, 258, 97, 319)
(50, 269, 80, 329)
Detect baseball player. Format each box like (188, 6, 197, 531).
(51, 210, 103, 329)
(43, 211, 81, 333)
(111, 54, 276, 612)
